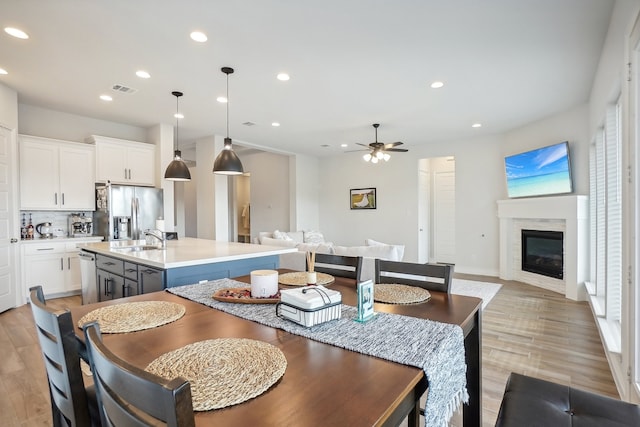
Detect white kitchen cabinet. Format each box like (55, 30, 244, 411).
(22, 238, 100, 298)
(19, 135, 95, 210)
(89, 135, 155, 186)
(22, 242, 67, 296)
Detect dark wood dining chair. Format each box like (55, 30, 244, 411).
(308, 253, 363, 282)
(28, 285, 100, 427)
(83, 322, 195, 427)
(374, 260, 453, 293)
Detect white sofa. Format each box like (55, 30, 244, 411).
(256, 230, 405, 282)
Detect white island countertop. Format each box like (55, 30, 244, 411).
(78, 237, 297, 269)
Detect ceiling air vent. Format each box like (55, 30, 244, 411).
(111, 84, 138, 94)
(242, 121, 256, 127)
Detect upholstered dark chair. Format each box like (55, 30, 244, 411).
(308, 253, 363, 282)
(29, 285, 100, 427)
(495, 372, 640, 427)
(83, 322, 195, 427)
(374, 260, 453, 293)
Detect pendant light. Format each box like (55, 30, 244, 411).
(164, 91, 192, 181)
(213, 66, 244, 175)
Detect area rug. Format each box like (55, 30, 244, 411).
(451, 279, 501, 310)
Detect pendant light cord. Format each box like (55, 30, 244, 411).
(175, 95, 179, 151)
(226, 72, 230, 139)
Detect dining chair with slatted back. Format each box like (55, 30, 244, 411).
(308, 253, 363, 282)
(374, 260, 453, 293)
(29, 285, 99, 427)
(83, 322, 195, 427)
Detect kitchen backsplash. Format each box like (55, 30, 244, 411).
(20, 210, 94, 238)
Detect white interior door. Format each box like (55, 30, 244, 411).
(433, 170, 456, 264)
(417, 164, 429, 263)
(0, 126, 17, 313)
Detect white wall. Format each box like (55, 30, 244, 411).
(504, 104, 590, 196)
(0, 83, 18, 129)
(184, 166, 198, 237)
(317, 105, 589, 277)
(18, 103, 147, 142)
(240, 150, 290, 240)
(289, 154, 320, 232)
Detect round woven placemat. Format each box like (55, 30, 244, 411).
(145, 338, 287, 411)
(278, 271, 334, 286)
(77, 301, 186, 333)
(374, 283, 431, 304)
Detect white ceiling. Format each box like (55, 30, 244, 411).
(0, 0, 614, 159)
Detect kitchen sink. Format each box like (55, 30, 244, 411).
(113, 244, 164, 252)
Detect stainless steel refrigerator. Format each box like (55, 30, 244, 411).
(94, 183, 164, 241)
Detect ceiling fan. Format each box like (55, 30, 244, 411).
(354, 123, 408, 163)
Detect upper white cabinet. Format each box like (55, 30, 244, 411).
(89, 135, 155, 186)
(19, 135, 95, 210)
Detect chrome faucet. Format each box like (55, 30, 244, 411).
(144, 229, 166, 248)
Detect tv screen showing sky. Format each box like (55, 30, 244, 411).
(505, 142, 573, 198)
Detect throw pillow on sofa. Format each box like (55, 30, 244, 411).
(303, 230, 326, 244)
(260, 236, 298, 248)
(296, 242, 334, 254)
(365, 238, 405, 261)
(333, 244, 400, 261)
(273, 230, 293, 241)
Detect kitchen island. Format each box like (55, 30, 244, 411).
(79, 238, 297, 302)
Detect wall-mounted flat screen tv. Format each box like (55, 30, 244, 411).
(504, 141, 573, 198)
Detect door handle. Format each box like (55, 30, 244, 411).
(54, 193, 58, 205)
(10, 238, 17, 243)
(62, 193, 65, 205)
(60, 258, 63, 271)
(124, 168, 128, 179)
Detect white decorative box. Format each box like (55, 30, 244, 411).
(277, 285, 342, 327)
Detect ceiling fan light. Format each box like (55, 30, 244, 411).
(376, 150, 384, 159)
(383, 153, 390, 161)
(371, 156, 379, 164)
(363, 153, 372, 162)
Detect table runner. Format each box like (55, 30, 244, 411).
(168, 279, 468, 427)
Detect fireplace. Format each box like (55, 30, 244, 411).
(521, 229, 563, 279)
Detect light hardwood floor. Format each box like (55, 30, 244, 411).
(0, 276, 618, 427)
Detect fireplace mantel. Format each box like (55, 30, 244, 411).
(497, 195, 589, 300)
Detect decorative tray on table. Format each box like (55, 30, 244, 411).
(212, 287, 280, 304)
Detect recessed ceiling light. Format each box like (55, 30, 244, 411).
(99, 94, 113, 102)
(190, 31, 207, 42)
(341, 143, 348, 148)
(472, 123, 482, 128)
(271, 122, 280, 127)
(0, 68, 7, 75)
(174, 113, 184, 119)
(430, 81, 444, 89)
(136, 70, 150, 79)
(4, 27, 29, 39)
(217, 96, 228, 103)
(277, 73, 290, 81)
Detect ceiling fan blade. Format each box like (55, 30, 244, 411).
(356, 143, 371, 148)
(383, 141, 403, 149)
(385, 148, 409, 152)
(345, 148, 370, 153)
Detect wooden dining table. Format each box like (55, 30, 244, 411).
(70, 271, 482, 427)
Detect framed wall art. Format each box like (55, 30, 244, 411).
(350, 188, 376, 210)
